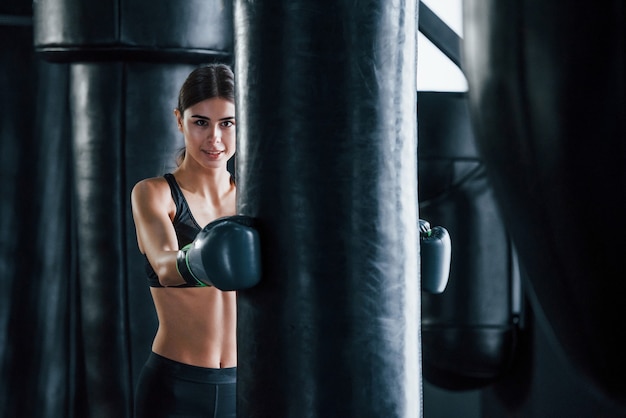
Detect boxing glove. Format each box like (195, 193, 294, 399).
(420, 219, 451, 294)
(176, 215, 262, 291)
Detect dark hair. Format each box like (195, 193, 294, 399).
(176, 64, 235, 165)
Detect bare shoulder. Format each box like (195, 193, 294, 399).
(133, 176, 169, 195)
(131, 176, 173, 213)
(131, 176, 177, 253)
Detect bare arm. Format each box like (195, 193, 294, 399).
(131, 178, 186, 287)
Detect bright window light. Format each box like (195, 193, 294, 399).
(417, 0, 467, 92)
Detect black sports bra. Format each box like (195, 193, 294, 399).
(145, 173, 202, 287)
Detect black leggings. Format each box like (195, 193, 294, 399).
(134, 352, 236, 418)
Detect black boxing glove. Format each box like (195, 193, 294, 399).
(176, 215, 262, 291)
(419, 219, 451, 294)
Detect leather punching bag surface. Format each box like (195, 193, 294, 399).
(33, 0, 232, 63)
(418, 92, 521, 390)
(34, 1, 234, 416)
(70, 64, 130, 416)
(234, 1, 420, 417)
(70, 62, 203, 418)
(463, 0, 626, 408)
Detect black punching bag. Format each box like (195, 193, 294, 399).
(463, 0, 626, 409)
(418, 91, 522, 390)
(33, 1, 231, 62)
(416, 8, 522, 390)
(33, 1, 233, 416)
(234, 1, 421, 417)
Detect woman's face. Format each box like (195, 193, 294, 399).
(175, 97, 236, 169)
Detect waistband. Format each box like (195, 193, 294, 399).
(145, 352, 237, 384)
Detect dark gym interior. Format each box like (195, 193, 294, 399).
(1, 1, 625, 417)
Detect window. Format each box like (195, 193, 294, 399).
(417, 0, 467, 92)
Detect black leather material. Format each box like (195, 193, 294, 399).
(0, 22, 74, 418)
(463, 0, 626, 408)
(418, 91, 521, 390)
(234, 1, 420, 416)
(33, 0, 233, 63)
(15, 62, 205, 418)
(184, 215, 262, 291)
(70, 64, 130, 418)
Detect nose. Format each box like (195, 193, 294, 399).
(208, 124, 222, 142)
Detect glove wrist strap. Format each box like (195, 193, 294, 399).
(176, 245, 207, 287)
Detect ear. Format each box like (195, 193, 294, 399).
(174, 109, 183, 132)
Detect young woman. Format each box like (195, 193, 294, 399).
(131, 64, 238, 418)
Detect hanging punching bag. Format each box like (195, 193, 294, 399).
(234, 1, 421, 417)
(417, 5, 522, 389)
(463, 0, 626, 409)
(33, 1, 232, 63)
(33, 1, 234, 416)
(418, 91, 522, 390)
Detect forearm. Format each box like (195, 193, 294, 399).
(149, 250, 186, 287)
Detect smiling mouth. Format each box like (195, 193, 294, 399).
(204, 150, 224, 156)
